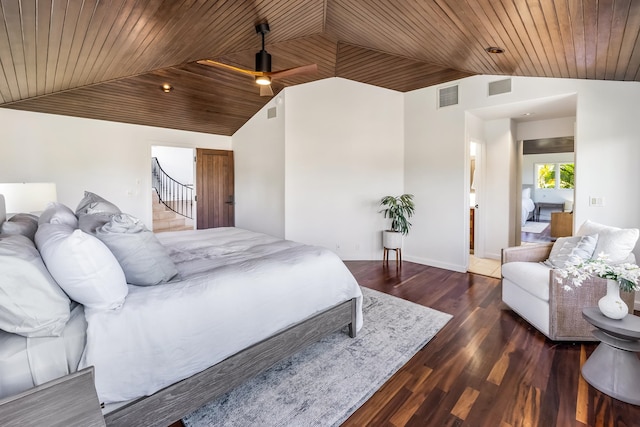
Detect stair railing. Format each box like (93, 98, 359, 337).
(151, 157, 194, 219)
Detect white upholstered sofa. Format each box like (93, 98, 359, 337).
(502, 221, 638, 341)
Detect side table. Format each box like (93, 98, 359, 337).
(581, 307, 640, 405)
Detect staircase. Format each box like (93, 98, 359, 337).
(152, 191, 194, 233)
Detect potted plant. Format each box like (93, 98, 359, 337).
(379, 194, 415, 249)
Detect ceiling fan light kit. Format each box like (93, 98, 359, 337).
(255, 75, 271, 85)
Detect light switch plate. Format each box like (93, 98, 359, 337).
(589, 196, 604, 207)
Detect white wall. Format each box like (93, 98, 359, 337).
(483, 118, 517, 258)
(284, 79, 404, 259)
(233, 96, 286, 238)
(404, 85, 467, 270)
(517, 117, 575, 141)
(404, 76, 640, 271)
(233, 78, 405, 259)
(0, 109, 231, 227)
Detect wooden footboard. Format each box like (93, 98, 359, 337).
(104, 297, 358, 427)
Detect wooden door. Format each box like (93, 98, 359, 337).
(196, 149, 234, 229)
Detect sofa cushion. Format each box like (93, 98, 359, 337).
(576, 220, 639, 263)
(501, 261, 551, 301)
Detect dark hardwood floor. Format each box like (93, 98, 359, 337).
(341, 261, 640, 427)
(171, 260, 639, 427)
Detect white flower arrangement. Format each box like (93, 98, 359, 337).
(556, 253, 640, 293)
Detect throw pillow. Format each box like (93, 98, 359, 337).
(95, 213, 178, 286)
(576, 220, 639, 262)
(0, 234, 71, 337)
(78, 212, 112, 234)
(35, 223, 128, 310)
(75, 191, 121, 216)
(1, 213, 39, 241)
(38, 202, 79, 228)
(544, 234, 599, 268)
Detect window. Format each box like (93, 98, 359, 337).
(536, 162, 574, 189)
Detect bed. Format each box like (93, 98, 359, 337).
(0, 193, 363, 426)
(522, 185, 536, 226)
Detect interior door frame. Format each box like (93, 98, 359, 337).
(470, 138, 486, 259)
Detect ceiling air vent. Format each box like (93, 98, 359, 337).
(488, 78, 512, 96)
(438, 84, 459, 108)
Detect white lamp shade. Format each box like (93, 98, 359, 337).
(0, 183, 57, 213)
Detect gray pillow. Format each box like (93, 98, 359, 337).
(76, 191, 121, 216)
(95, 213, 178, 286)
(544, 234, 598, 268)
(78, 212, 112, 234)
(0, 234, 71, 337)
(38, 202, 78, 228)
(1, 213, 38, 241)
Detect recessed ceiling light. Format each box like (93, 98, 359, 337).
(161, 83, 173, 93)
(523, 112, 534, 116)
(485, 46, 505, 54)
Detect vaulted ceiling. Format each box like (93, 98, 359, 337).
(1, 0, 638, 135)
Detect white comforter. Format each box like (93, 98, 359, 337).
(79, 227, 363, 404)
(522, 197, 535, 226)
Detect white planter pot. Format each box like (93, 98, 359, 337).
(382, 230, 403, 249)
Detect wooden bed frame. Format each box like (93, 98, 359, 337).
(0, 297, 357, 427)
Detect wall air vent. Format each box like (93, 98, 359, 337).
(267, 107, 277, 119)
(438, 84, 459, 108)
(488, 78, 512, 96)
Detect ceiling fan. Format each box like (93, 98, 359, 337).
(197, 22, 318, 96)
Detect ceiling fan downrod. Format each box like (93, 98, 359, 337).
(255, 22, 271, 73)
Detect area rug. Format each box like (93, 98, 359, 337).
(522, 221, 549, 233)
(182, 287, 452, 427)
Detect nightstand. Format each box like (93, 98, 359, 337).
(550, 212, 573, 237)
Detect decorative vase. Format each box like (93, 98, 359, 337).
(598, 279, 628, 320)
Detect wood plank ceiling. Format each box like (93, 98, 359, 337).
(0, 0, 639, 136)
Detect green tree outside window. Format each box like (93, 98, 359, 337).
(536, 162, 574, 189)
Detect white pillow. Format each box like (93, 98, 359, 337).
(75, 191, 121, 216)
(35, 223, 128, 310)
(95, 213, 178, 286)
(522, 187, 531, 200)
(576, 220, 639, 262)
(544, 234, 598, 268)
(0, 234, 70, 337)
(38, 202, 79, 228)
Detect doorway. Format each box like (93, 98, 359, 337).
(151, 146, 195, 232)
(468, 140, 502, 278)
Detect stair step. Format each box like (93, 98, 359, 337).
(153, 210, 178, 220)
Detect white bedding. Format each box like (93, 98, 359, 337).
(79, 227, 363, 404)
(522, 197, 535, 226)
(0, 304, 86, 399)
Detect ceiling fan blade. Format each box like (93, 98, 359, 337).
(266, 63, 318, 80)
(260, 85, 274, 97)
(197, 59, 264, 77)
